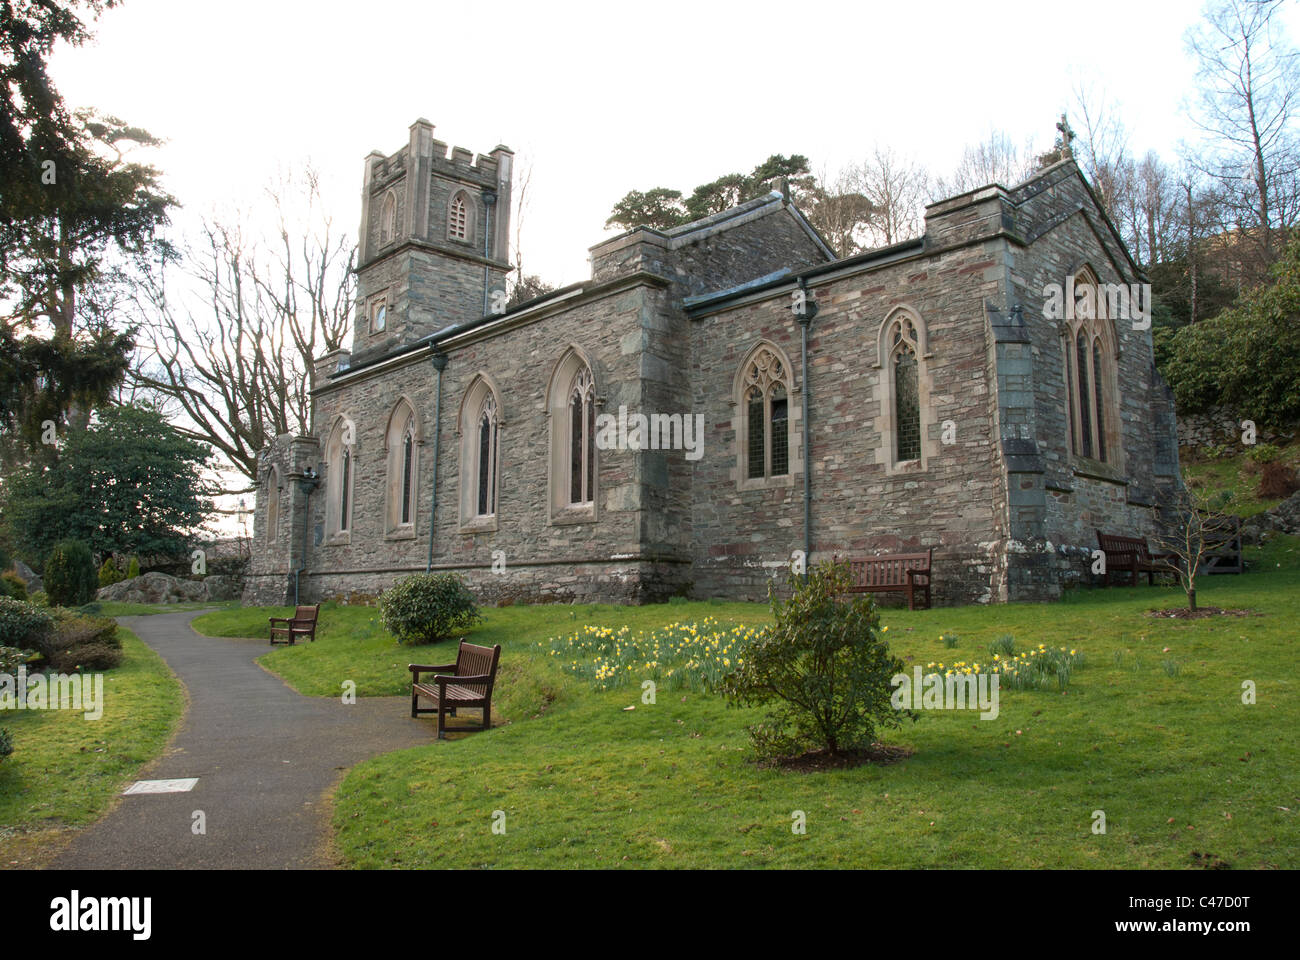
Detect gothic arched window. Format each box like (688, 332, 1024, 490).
(1063, 267, 1119, 465)
(568, 367, 596, 505)
(890, 317, 922, 462)
(459, 376, 503, 529)
(739, 345, 792, 481)
(546, 349, 598, 521)
(448, 191, 471, 243)
(326, 417, 355, 541)
(385, 400, 419, 535)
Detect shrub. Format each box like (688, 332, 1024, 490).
(0, 543, 8, 574)
(1, 571, 27, 601)
(98, 556, 126, 587)
(44, 540, 97, 607)
(0, 576, 12, 600)
(1258, 461, 1300, 500)
(0, 728, 12, 763)
(1247, 442, 1284, 465)
(0, 597, 54, 652)
(720, 561, 912, 759)
(47, 641, 123, 672)
(379, 573, 483, 645)
(126, 556, 141, 579)
(0, 645, 31, 672)
(28, 590, 48, 607)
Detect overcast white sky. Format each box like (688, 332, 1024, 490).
(49, 0, 1300, 288)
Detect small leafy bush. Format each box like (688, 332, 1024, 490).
(0, 597, 54, 652)
(379, 573, 483, 645)
(98, 556, 126, 587)
(44, 540, 97, 607)
(29, 590, 48, 607)
(126, 556, 141, 579)
(721, 561, 912, 759)
(1, 571, 28, 601)
(1246, 442, 1283, 465)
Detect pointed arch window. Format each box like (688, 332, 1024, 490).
(477, 392, 499, 516)
(326, 418, 355, 541)
(1063, 268, 1119, 466)
(385, 401, 419, 535)
(890, 317, 922, 462)
(569, 368, 596, 505)
(448, 191, 471, 243)
(546, 349, 598, 522)
(740, 346, 791, 481)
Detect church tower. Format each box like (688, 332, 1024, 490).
(352, 119, 513, 356)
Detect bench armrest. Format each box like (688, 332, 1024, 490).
(905, 568, 930, 581)
(409, 662, 458, 676)
(269, 617, 292, 626)
(431, 673, 494, 685)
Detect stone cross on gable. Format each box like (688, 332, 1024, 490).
(1056, 113, 1075, 159)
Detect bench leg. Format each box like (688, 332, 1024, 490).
(437, 701, 447, 740)
(483, 705, 490, 730)
(410, 688, 419, 719)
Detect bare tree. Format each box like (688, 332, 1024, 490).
(1069, 83, 1135, 226)
(1187, 0, 1300, 284)
(851, 147, 929, 248)
(130, 167, 355, 492)
(932, 130, 1037, 199)
(1152, 474, 1240, 611)
(804, 164, 876, 257)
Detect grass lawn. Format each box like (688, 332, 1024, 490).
(193, 539, 1300, 869)
(0, 628, 185, 868)
(89, 600, 236, 618)
(1181, 440, 1299, 517)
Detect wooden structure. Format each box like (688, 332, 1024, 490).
(269, 604, 320, 645)
(843, 550, 933, 610)
(1094, 532, 1177, 586)
(409, 641, 501, 739)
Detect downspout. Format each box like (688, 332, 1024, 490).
(425, 351, 448, 572)
(796, 278, 819, 581)
(293, 467, 319, 605)
(481, 192, 496, 316)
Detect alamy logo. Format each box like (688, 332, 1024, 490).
(1042, 277, 1151, 330)
(0, 666, 104, 720)
(50, 891, 151, 940)
(594, 405, 705, 461)
(890, 666, 1000, 720)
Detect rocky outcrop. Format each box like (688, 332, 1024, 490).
(1240, 490, 1300, 545)
(12, 560, 42, 593)
(96, 572, 237, 604)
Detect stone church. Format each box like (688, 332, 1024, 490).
(243, 118, 1182, 607)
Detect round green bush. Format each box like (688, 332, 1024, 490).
(98, 556, 126, 588)
(379, 573, 483, 645)
(44, 540, 97, 608)
(1, 571, 28, 602)
(0, 597, 54, 653)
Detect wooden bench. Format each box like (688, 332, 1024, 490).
(1095, 532, 1177, 586)
(409, 641, 501, 739)
(842, 549, 933, 610)
(1201, 513, 1243, 575)
(269, 604, 320, 645)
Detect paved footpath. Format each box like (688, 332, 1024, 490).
(51, 611, 431, 870)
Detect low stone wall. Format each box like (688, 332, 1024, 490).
(1177, 406, 1296, 450)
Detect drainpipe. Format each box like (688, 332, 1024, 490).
(293, 467, 320, 605)
(481, 192, 496, 316)
(426, 351, 448, 572)
(796, 278, 819, 581)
